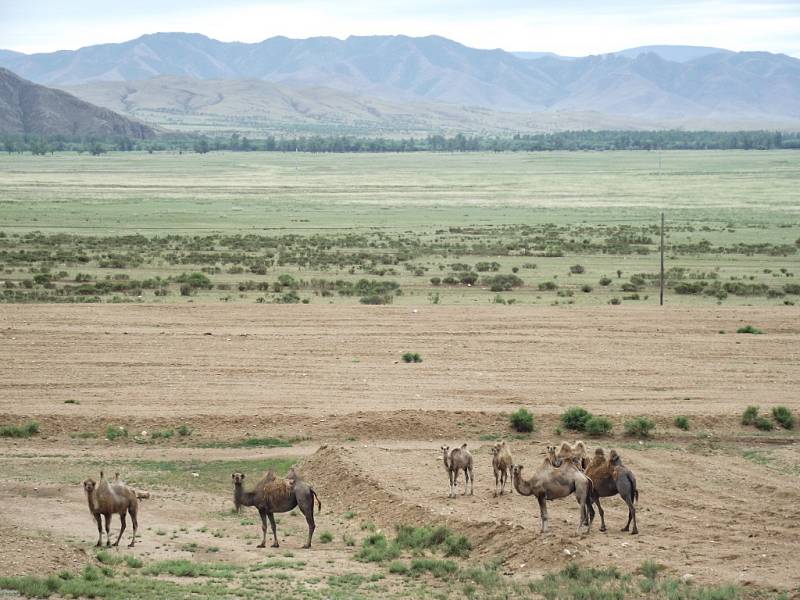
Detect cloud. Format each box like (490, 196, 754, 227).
(1, 0, 798, 56)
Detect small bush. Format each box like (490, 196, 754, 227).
(355, 533, 400, 563)
(510, 408, 534, 433)
(569, 265, 585, 274)
(401, 352, 422, 363)
(176, 424, 192, 437)
(319, 532, 333, 543)
(772, 406, 795, 430)
(580, 284, 593, 293)
(736, 325, 763, 334)
(624, 417, 656, 437)
(388, 561, 408, 574)
(64, 399, 80, 405)
(410, 558, 458, 579)
(561, 407, 592, 432)
(105, 426, 128, 441)
(754, 416, 774, 431)
(674, 416, 690, 431)
(0, 421, 40, 438)
(609, 297, 621, 305)
(599, 276, 612, 286)
(639, 560, 663, 579)
(584, 416, 613, 437)
(741, 405, 759, 425)
(538, 281, 558, 291)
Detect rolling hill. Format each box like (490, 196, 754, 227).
(2, 33, 799, 128)
(0, 68, 155, 137)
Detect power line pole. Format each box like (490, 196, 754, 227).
(659, 211, 665, 306)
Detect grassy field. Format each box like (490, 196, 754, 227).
(0, 150, 798, 306)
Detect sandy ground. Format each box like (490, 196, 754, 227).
(0, 304, 798, 594)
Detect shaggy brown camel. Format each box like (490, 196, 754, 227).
(586, 448, 639, 534)
(512, 459, 593, 534)
(232, 469, 321, 549)
(557, 441, 588, 469)
(491, 441, 513, 496)
(441, 444, 473, 498)
(82, 471, 143, 547)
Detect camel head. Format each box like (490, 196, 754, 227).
(232, 472, 246, 487)
(594, 447, 605, 458)
(440, 445, 450, 456)
(546, 445, 559, 465)
(512, 464, 524, 480)
(491, 441, 507, 457)
(609, 450, 621, 465)
(83, 479, 96, 495)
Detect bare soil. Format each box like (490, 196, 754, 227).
(0, 305, 798, 593)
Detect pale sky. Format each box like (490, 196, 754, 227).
(2, 0, 799, 57)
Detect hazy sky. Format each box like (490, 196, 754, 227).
(2, 0, 799, 57)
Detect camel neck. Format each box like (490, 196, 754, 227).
(234, 485, 255, 509)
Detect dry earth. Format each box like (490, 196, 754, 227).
(0, 304, 798, 594)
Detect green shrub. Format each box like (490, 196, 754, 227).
(410, 558, 458, 579)
(736, 325, 763, 334)
(509, 408, 534, 433)
(388, 561, 408, 574)
(674, 416, 690, 431)
(772, 406, 795, 429)
(105, 425, 128, 441)
(538, 281, 558, 291)
(599, 276, 612, 286)
(176, 424, 192, 437)
(741, 405, 759, 425)
(401, 352, 422, 363)
(609, 297, 621, 305)
(580, 284, 593, 293)
(561, 407, 593, 431)
(319, 532, 333, 543)
(584, 416, 613, 437)
(754, 416, 774, 431)
(624, 417, 656, 437)
(569, 265, 585, 274)
(0, 421, 40, 438)
(355, 533, 400, 562)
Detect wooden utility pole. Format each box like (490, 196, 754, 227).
(659, 211, 665, 306)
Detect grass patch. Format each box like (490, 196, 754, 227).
(105, 426, 128, 441)
(754, 416, 774, 431)
(741, 405, 759, 426)
(0, 420, 40, 438)
(401, 352, 423, 363)
(736, 325, 764, 334)
(772, 406, 795, 430)
(64, 399, 80, 405)
(509, 408, 534, 433)
(624, 416, 656, 438)
(388, 560, 409, 574)
(176, 424, 192, 437)
(355, 533, 400, 563)
(199, 437, 293, 449)
(561, 407, 592, 432)
(395, 524, 471, 558)
(674, 415, 691, 431)
(585, 416, 613, 437)
(409, 558, 459, 579)
(319, 531, 334, 543)
(143, 559, 239, 579)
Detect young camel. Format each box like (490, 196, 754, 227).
(585, 448, 639, 534)
(82, 471, 144, 547)
(557, 441, 588, 469)
(232, 469, 321, 549)
(491, 441, 514, 496)
(441, 444, 473, 498)
(512, 459, 593, 534)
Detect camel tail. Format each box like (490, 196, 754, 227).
(136, 490, 151, 500)
(631, 477, 639, 504)
(312, 488, 322, 512)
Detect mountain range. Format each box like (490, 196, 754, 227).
(0, 67, 154, 138)
(1, 33, 799, 132)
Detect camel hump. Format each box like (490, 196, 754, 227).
(461, 443, 468, 449)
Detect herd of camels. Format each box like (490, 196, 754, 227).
(82, 440, 637, 550)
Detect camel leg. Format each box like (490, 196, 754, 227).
(468, 466, 474, 496)
(257, 507, 268, 548)
(537, 495, 549, 533)
(507, 468, 513, 494)
(103, 514, 112, 547)
(267, 512, 279, 548)
(494, 469, 499, 497)
(451, 471, 458, 498)
(462, 468, 469, 496)
(297, 497, 316, 549)
(128, 507, 138, 547)
(594, 496, 607, 532)
(94, 514, 103, 547)
(114, 513, 126, 547)
(623, 496, 638, 534)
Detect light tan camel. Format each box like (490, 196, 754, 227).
(512, 459, 593, 534)
(232, 469, 321, 548)
(441, 444, 473, 498)
(82, 471, 144, 547)
(491, 441, 514, 496)
(557, 440, 588, 469)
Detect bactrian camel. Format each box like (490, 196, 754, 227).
(83, 471, 147, 547)
(586, 449, 639, 534)
(232, 468, 321, 549)
(490, 441, 513, 496)
(441, 444, 473, 498)
(512, 458, 593, 534)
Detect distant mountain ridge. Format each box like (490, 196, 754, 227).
(1, 33, 799, 125)
(0, 68, 155, 137)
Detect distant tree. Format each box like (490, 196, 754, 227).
(194, 139, 210, 154)
(29, 138, 49, 156)
(3, 138, 15, 154)
(88, 141, 106, 156)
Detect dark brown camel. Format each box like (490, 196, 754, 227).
(586, 448, 639, 534)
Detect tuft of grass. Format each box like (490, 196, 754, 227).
(409, 558, 458, 579)
(388, 561, 409, 574)
(561, 407, 592, 432)
(319, 532, 334, 543)
(584, 416, 613, 437)
(200, 437, 292, 448)
(394, 524, 471, 558)
(401, 352, 423, 363)
(509, 408, 534, 433)
(124, 556, 143, 569)
(754, 416, 774, 431)
(355, 533, 400, 563)
(772, 406, 795, 430)
(343, 511, 356, 520)
(64, 399, 80, 405)
(736, 325, 763, 334)
(105, 425, 128, 441)
(143, 559, 239, 579)
(674, 415, 690, 431)
(176, 424, 192, 437)
(741, 405, 759, 426)
(94, 550, 123, 565)
(639, 560, 663, 579)
(0, 420, 40, 438)
(624, 416, 656, 438)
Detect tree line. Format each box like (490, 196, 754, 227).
(2, 130, 799, 155)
